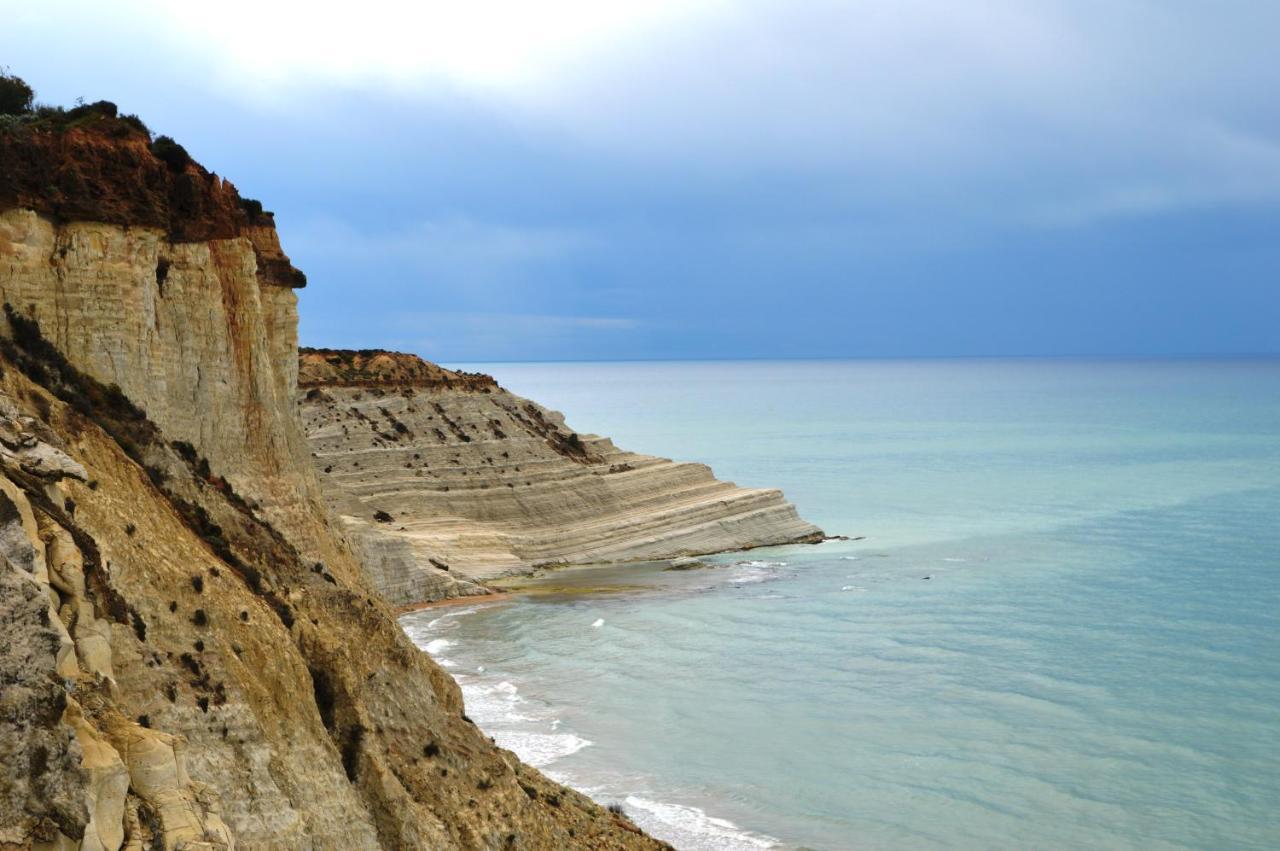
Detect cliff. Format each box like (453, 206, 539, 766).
(0, 110, 665, 849)
(298, 350, 824, 604)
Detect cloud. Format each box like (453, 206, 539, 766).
(510, 1, 1280, 222)
(10, 2, 1280, 358)
(287, 217, 587, 265)
(282, 216, 591, 291)
(1026, 121, 1280, 227)
(128, 0, 723, 97)
(285, 220, 641, 358)
(20, 1, 1280, 224)
(395, 312, 640, 333)
(364, 312, 643, 362)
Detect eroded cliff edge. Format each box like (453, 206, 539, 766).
(298, 349, 824, 605)
(0, 105, 666, 849)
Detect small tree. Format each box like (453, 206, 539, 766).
(0, 72, 34, 115)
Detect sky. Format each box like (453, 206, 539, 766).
(5, 1, 1279, 361)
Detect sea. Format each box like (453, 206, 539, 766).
(398, 359, 1280, 850)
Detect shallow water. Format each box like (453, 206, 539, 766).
(400, 359, 1280, 850)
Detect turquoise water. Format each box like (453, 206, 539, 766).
(399, 359, 1280, 850)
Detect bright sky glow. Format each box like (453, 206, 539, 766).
(144, 0, 723, 94)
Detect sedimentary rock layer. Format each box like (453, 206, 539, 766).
(299, 350, 824, 604)
(0, 207, 340, 576)
(0, 117, 664, 849)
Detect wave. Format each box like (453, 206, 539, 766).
(427, 606, 479, 629)
(397, 604, 481, 647)
(424, 638, 456, 655)
(728, 560, 792, 587)
(624, 796, 781, 850)
(492, 730, 593, 767)
(459, 678, 538, 724)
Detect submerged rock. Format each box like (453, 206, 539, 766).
(664, 557, 710, 571)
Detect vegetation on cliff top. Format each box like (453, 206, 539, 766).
(0, 70, 34, 115)
(298, 347, 498, 390)
(0, 70, 278, 244)
(2, 69, 150, 139)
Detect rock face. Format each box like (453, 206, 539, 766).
(0, 118, 666, 849)
(0, 207, 343, 577)
(298, 349, 824, 604)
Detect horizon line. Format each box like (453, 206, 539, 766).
(429, 352, 1280, 367)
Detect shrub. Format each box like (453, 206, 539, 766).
(117, 113, 150, 135)
(239, 197, 264, 220)
(0, 72, 33, 115)
(65, 100, 117, 123)
(373, 510, 393, 523)
(150, 135, 190, 172)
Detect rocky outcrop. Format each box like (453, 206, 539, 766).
(0, 387, 237, 850)
(0, 207, 345, 581)
(299, 351, 824, 604)
(0, 116, 665, 849)
(300, 348, 496, 391)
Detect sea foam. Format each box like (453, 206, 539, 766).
(424, 638, 456, 655)
(493, 731, 592, 767)
(624, 796, 781, 850)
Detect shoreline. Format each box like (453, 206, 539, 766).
(485, 534, 854, 586)
(395, 592, 512, 616)
(399, 580, 791, 851)
(391, 538, 851, 609)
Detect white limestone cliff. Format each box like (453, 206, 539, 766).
(298, 351, 824, 604)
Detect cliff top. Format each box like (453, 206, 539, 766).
(0, 76, 304, 281)
(298, 348, 498, 390)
